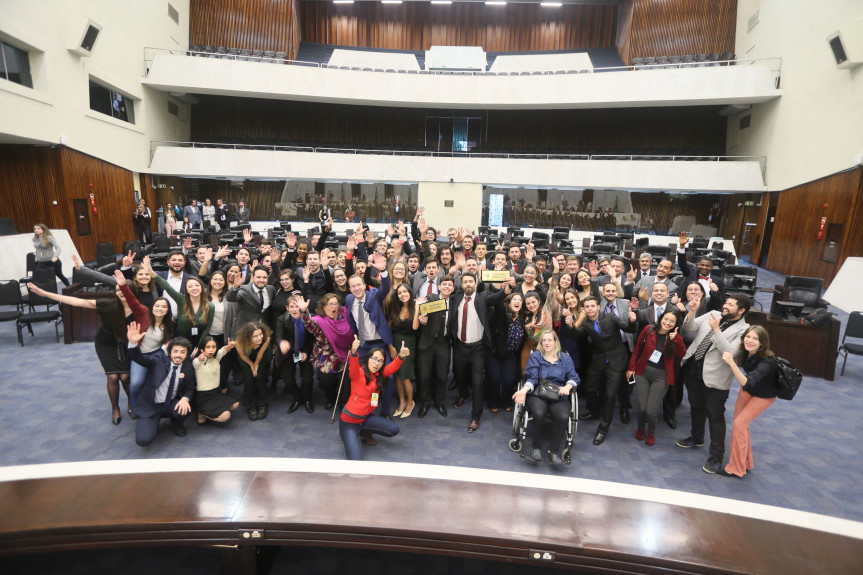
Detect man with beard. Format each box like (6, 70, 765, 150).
(449, 272, 494, 433)
(157, 250, 193, 316)
(677, 294, 751, 475)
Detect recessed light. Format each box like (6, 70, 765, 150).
(381, 0, 403, 4)
(485, 1, 507, 5)
(431, 0, 452, 4)
(541, 2, 563, 6)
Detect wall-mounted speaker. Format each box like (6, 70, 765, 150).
(67, 17, 102, 57)
(827, 22, 863, 69)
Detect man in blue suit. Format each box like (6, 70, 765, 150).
(345, 252, 394, 414)
(126, 323, 196, 447)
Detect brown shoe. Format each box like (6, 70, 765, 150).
(453, 397, 468, 408)
(468, 419, 480, 433)
(361, 432, 377, 446)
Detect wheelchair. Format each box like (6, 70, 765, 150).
(508, 385, 579, 464)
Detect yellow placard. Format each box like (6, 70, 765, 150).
(481, 270, 511, 282)
(419, 299, 447, 314)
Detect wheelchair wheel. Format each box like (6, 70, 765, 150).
(509, 438, 522, 452)
(512, 409, 523, 435)
(561, 447, 572, 464)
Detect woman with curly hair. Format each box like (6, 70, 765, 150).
(234, 320, 273, 421)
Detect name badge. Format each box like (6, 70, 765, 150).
(419, 299, 447, 314)
(481, 270, 511, 282)
(370, 392, 379, 407)
(191, 327, 199, 336)
(649, 349, 663, 364)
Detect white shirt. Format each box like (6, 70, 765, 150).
(456, 294, 483, 344)
(166, 272, 184, 316)
(155, 363, 181, 404)
(253, 285, 270, 312)
(352, 297, 381, 342)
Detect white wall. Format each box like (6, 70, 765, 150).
(418, 182, 483, 233)
(730, 0, 863, 190)
(143, 52, 781, 110)
(148, 147, 767, 193)
(0, 0, 191, 172)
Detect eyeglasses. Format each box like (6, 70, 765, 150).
(368, 356, 385, 363)
(326, 301, 340, 307)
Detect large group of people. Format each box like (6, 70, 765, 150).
(27, 214, 781, 474)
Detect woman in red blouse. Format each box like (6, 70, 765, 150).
(339, 335, 409, 460)
(626, 310, 686, 446)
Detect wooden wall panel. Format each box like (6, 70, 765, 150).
(0, 146, 137, 262)
(190, 0, 302, 59)
(765, 167, 863, 287)
(624, 0, 736, 64)
(300, 2, 617, 51)
(190, 96, 726, 155)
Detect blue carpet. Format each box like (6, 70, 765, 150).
(1, 264, 861, 523)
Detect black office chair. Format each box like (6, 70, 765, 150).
(838, 312, 863, 376)
(0, 280, 25, 345)
(723, 265, 758, 299)
(19, 252, 36, 285)
(771, 276, 828, 315)
(18, 281, 63, 345)
(593, 243, 616, 255)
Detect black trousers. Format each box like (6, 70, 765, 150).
(281, 358, 313, 402)
(239, 348, 272, 410)
(684, 359, 730, 460)
(584, 355, 625, 432)
(526, 394, 571, 451)
(318, 369, 347, 406)
(36, 260, 70, 286)
(663, 361, 685, 420)
(135, 402, 190, 446)
(454, 341, 485, 420)
(416, 337, 451, 407)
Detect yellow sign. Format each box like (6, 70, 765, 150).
(419, 299, 447, 314)
(481, 270, 511, 282)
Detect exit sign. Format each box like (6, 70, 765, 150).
(744, 201, 755, 206)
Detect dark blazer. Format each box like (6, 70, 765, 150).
(486, 287, 516, 357)
(447, 289, 494, 348)
(412, 271, 441, 298)
(600, 297, 634, 350)
(416, 293, 452, 350)
(128, 347, 196, 418)
(676, 250, 726, 299)
(226, 283, 277, 338)
(346, 272, 393, 345)
(299, 267, 334, 312)
(274, 312, 315, 358)
(630, 303, 676, 338)
(574, 311, 630, 370)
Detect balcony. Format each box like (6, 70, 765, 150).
(141, 49, 782, 110)
(148, 142, 767, 193)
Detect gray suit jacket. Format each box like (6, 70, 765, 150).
(226, 283, 277, 338)
(681, 311, 749, 391)
(600, 297, 634, 351)
(635, 275, 679, 309)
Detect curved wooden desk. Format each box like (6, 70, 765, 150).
(0, 460, 861, 574)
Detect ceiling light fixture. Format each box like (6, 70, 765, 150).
(485, 1, 508, 5)
(431, 0, 453, 4)
(333, 1, 354, 4)
(381, 0, 403, 4)
(541, 2, 563, 6)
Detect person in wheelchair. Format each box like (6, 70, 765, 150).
(512, 330, 579, 465)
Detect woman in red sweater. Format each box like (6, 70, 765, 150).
(626, 310, 686, 446)
(339, 335, 409, 460)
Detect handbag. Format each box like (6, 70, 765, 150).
(534, 379, 562, 402)
(773, 356, 803, 400)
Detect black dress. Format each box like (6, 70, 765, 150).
(94, 307, 133, 374)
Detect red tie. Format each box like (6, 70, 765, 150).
(427, 281, 433, 296)
(461, 296, 471, 342)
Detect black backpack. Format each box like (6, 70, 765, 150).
(773, 356, 802, 400)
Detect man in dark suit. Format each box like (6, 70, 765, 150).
(675, 232, 726, 301)
(346, 252, 395, 413)
(448, 272, 494, 433)
(216, 198, 231, 229)
(126, 326, 196, 447)
(415, 276, 456, 418)
(571, 295, 630, 446)
(413, 258, 441, 298)
(235, 200, 250, 225)
(598, 282, 635, 424)
(630, 253, 655, 285)
(298, 249, 334, 313)
(226, 265, 277, 339)
(635, 258, 678, 309)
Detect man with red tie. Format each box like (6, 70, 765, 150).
(676, 232, 726, 301)
(448, 272, 494, 433)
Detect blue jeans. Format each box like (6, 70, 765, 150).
(338, 415, 399, 460)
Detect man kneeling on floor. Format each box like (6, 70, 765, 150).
(127, 322, 196, 446)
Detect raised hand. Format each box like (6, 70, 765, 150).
(216, 244, 231, 259)
(243, 228, 252, 243)
(122, 250, 136, 268)
(370, 251, 387, 271)
(708, 313, 720, 331)
(638, 287, 649, 301)
(320, 248, 331, 265)
(670, 327, 679, 340)
(626, 263, 637, 283)
(197, 349, 207, 361)
(525, 240, 535, 261)
(629, 297, 639, 310)
(417, 217, 428, 236)
(415, 295, 428, 306)
(688, 297, 700, 312)
(722, 350, 734, 365)
(387, 223, 396, 238)
(351, 334, 361, 355)
(709, 278, 719, 292)
(397, 220, 407, 237)
(629, 310, 637, 322)
(552, 255, 560, 274)
(346, 235, 357, 252)
(142, 256, 154, 276)
(183, 237, 193, 250)
(285, 232, 296, 248)
(671, 293, 680, 305)
(27, 282, 46, 296)
(113, 270, 127, 286)
(126, 321, 144, 344)
(71, 254, 82, 270)
(415, 205, 425, 220)
(203, 247, 213, 262)
(453, 249, 466, 270)
(588, 261, 599, 278)
(678, 231, 689, 248)
(225, 339, 236, 351)
(296, 297, 310, 312)
(302, 265, 311, 283)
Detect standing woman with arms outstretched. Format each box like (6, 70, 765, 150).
(719, 325, 779, 478)
(28, 271, 149, 424)
(31, 223, 70, 286)
(298, 293, 354, 410)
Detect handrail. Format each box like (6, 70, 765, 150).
(143, 47, 782, 80)
(150, 140, 766, 164)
